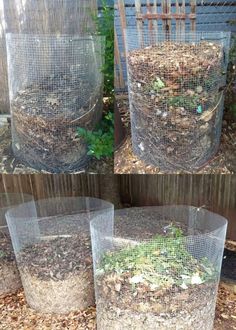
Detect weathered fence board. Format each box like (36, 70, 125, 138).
(0, 174, 235, 239)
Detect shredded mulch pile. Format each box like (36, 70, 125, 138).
(115, 93, 236, 174)
(18, 234, 92, 281)
(0, 115, 113, 174)
(126, 41, 226, 171)
(0, 242, 235, 329)
(0, 235, 15, 265)
(0, 281, 234, 329)
(11, 73, 102, 173)
(0, 290, 96, 330)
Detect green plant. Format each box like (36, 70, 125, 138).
(167, 95, 200, 111)
(151, 77, 165, 91)
(93, 0, 114, 97)
(77, 112, 114, 159)
(98, 224, 217, 290)
(0, 249, 6, 258)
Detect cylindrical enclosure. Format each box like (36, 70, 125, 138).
(0, 0, 98, 114)
(91, 205, 227, 330)
(6, 34, 104, 172)
(125, 31, 231, 171)
(0, 193, 33, 297)
(6, 197, 113, 314)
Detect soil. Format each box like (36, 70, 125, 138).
(127, 41, 225, 171)
(0, 232, 22, 298)
(11, 72, 103, 173)
(115, 93, 236, 174)
(17, 233, 94, 314)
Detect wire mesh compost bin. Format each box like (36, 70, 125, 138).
(6, 197, 114, 314)
(125, 31, 231, 171)
(6, 34, 104, 172)
(91, 205, 228, 330)
(0, 193, 33, 297)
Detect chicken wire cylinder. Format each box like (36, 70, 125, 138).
(6, 197, 114, 314)
(0, 0, 98, 114)
(6, 34, 105, 173)
(0, 193, 33, 297)
(91, 205, 228, 330)
(125, 30, 231, 171)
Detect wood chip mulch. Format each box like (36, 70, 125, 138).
(0, 282, 235, 330)
(115, 93, 236, 174)
(0, 290, 96, 330)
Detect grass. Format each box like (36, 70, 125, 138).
(98, 225, 218, 290)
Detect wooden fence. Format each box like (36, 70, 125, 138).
(115, 0, 236, 90)
(0, 174, 235, 239)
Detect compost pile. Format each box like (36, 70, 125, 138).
(127, 41, 225, 171)
(18, 233, 92, 280)
(17, 233, 94, 313)
(11, 71, 102, 172)
(96, 224, 218, 330)
(0, 233, 21, 297)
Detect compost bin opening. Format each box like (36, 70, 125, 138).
(125, 30, 231, 171)
(6, 34, 105, 173)
(6, 197, 114, 314)
(90, 205, 228, 330)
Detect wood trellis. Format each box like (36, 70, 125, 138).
(115, 0, 197, 89)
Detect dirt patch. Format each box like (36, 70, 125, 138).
(115, 93, 236, 174)
(0, 232, 22, 298)
(17, 234, 94, 314)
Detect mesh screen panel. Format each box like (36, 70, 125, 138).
(0, 193, 33, 297)
(6, 197, 114, 314)
(90, 205, 227, 330)
(125, 30, 230, 171)
(6, 34, 105, 172)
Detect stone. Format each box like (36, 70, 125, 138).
(196, 86, 203, 94)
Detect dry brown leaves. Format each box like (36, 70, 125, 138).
(0, 289, 96, 330)
(0, 284, 235, 330)
(115, 94, 236, 174)
(214, 283, 236, 330)
(0, 123, 113, 174)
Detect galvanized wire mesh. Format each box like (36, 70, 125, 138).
(0, 193, 33, 297)
(0, 0, 99, 114)
(114, 0, 236, 91)
(6, 34, 105, 172)
(125, 30, 230, 171)
(6, 197, 114, 314)
(91, 205, 227, 330)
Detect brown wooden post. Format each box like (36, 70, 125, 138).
(135, 0, 143, 46)
(180, 0, 186, 36)
(115, 29, 125, 89)
(190, 0, 196, 32)
(117, 0, 127, 55)
(152, 0, 158, 35)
